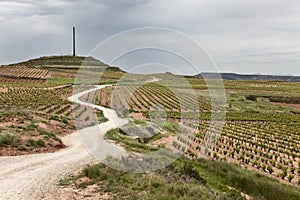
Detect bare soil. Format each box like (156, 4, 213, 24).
(273, 102, 300, 110)
(0, 113, 74, 156)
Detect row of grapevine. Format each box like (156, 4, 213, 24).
(92, 83, 299, 185)
(0, 77, 45, 83)
(184, 120, 300, 185)
(0, 87, 76, 117)
(0, 66, 50, 79)
(94, 84, 212, 113)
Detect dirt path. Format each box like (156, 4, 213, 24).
(0, 85, 128, 200)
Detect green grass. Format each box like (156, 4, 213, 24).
(38, 128, 62, 143)
(227, 93, 300, 113)
(23, 123, 37, 131)
(63, 161, 245, 200)
(26, 139, 45, 147)
(105, 129, 157, 153)
(192, 158, 300, 200)
(64, 156, 300, 199)
(44, 78, 75, 86)
(162, 121, 183, 134)
(147, 133, 166, 143)
(0, 108, 26, 118)
(0, 133, 19, 147)
(95, 110, 108, 123)
(132, 119, 147, 126)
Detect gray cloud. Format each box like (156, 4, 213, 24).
(0, 0, 300, 75)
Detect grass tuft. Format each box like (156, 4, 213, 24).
(0, 133, 19, 147)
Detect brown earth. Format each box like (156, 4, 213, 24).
(274, 102, 300, 110)
(0, 139, 64, 156)
(48, 181, 112, 200)
(0, 112, 74, 156)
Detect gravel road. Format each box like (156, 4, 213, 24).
(0, 85, 128, 200)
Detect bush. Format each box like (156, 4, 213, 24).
(267, 166, 273, 174)
(26, 139, 45, 147)
(287, 175, 294, 182)
(0, 133, 19, 147)
(24, 123, 37, 131)
(38, 128, 61, 142)
(181, 163, 206, 185)
(83, 165, 101, 179)
(246, 95, 257, 101)
(35, 139, 45, 147)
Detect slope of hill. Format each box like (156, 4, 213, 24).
(0, 55, 124, 86)
(6, 55, 122, 72)
(0, 55, 125, 156)
(0, 56, 299, 199)
(197, 72, 300, 82)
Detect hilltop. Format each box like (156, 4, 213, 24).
(0, 55, 124, 86)
(9, 55, 105, 67)
(6, 55, 122, 72)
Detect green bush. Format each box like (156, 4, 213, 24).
(24, 123, 37, 131)
(26, 139, 45, 147)
(35, 139, 45, 147)
(287, 175, 294, 182)
(105, 129, 157, 153)
(267, 166, 273, 174)
(0, 133, 19, 147)
(181, 164, 206, 185)
(83, 165, 101, 179)
(82, 165, 110, 180)
(38, 128, 61, 143)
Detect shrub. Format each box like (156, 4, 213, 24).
(290, 166, 295, 174)
(267, 166, 273, 174)
(35, 139, 45, 147)
(181, 163, 206, 185)
(287, 175, 294, 182)
(278, 169, 287, 180)
(38, 128, 61, 142)
(246, 95, 257, 101)
(24, 123, 37, 131)
(0, 133, 19, 147)
(261, 164, 266, 171)
(26, 139, 45, 147)
(83, 165, 101, 179)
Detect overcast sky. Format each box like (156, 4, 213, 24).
(1, 0, 300, 75)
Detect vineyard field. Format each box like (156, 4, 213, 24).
(0, 65, 50, 79)
(0, 56, 124, 155)
(94, 80, 300, 185)
(0, 55, 299, 197)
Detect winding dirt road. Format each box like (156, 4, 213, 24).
(0, 85, 127, 200)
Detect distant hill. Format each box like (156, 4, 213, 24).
(196, 72, 300, 82)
